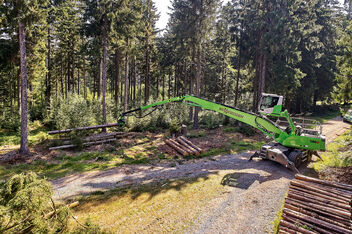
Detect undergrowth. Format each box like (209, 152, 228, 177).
(0, 121, 49, 147)
(312, 127, 352, 171)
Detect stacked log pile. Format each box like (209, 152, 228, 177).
(279, 174, 352, 234)
(49, 132, 133, 150)
(165, 136, 204, 156)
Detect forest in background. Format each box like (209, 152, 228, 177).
(1, 0, 352, 154)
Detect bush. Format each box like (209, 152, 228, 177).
(199, 112, 223, 129)
(47, 93, 118, 131)
(0, 108, 21, 132)
(169, 119, 181, 135)
(48, 93, 94, 130)
(237, 124, 257, 136)
(127, 101, 189, 132)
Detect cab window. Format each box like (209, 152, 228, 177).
(260, 96, 279, 110)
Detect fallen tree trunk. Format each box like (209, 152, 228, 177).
(285, 198, 351, 222)
(169, 139, 194, 155)
(283, 214, 331, 234)
(295, 174, 352, 192)
(62, 132, 129, 145)
(165, 139, 188, 156)
(48, 123, 121, 135)
(283, 208, 351, 234)
(176, 138, 200, 156)
(279, 220, 316, 234)
(49, 138, 116, 151)
(290, 184, 350, 204)
(284, 203, 351, 229)
(45, 201, 79, 219)
(290, 179, 351, 200)
(179, 136, 203, 152)
(288, 189, 351, 210)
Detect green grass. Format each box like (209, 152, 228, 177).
(312, 127, 352, 171)
(0, 150, 155, 180)
(272, 192, 287, 233)
(309, 109, 340, 123)
(198, 140, 265, 158)
(0, 121, 50, 147)
(187, 130, 206, 138)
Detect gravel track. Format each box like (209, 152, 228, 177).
(52, 117, 350, 233)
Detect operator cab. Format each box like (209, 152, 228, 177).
(259, 93, 283, 115)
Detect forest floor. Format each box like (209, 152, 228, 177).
(0, 113, 349, 233)
(52, 117, 350, 233)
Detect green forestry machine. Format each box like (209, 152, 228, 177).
(118, 94, 325, 173)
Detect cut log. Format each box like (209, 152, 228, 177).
(279, 220, 316, 234)
(49, 138, 116, 151)
(169, 139, 194, 155)
(48, 123, 121, 135)
(289, 184, 350, 204)
(295, 174, 352, 192)
(179, 136, 203, 152)
(285, 198, 351, 223)
(288, 189, 351, 210)
(283, 214, 331, 234)
(283, 208, 352, 234)
(287, 192, 350, 216)
(175, 138, 200, 156)
(290, 179, 351, 200)
(165, 139, 188, 156)
(181, 124, 187, 136)
(278, 226, 295, 234)
(284, 203, 351, 229)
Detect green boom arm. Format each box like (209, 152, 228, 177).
(119, 95, 325, 151)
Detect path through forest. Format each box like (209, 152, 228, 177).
(52, 117, 350, 233)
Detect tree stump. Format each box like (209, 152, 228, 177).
(181, 124, 187, 136)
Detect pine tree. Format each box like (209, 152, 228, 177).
(1, 0, 49, 154)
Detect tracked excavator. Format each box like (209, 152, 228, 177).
(118, 94, 325, 173)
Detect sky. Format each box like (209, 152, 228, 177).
(154, 0, 172, 30)
(154, 0, 346, 31)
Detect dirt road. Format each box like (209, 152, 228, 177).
(52, 117, 350, 233)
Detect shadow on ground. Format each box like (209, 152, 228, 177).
(65, 152, 296, 208)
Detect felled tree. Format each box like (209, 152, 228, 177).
(0, 172, 70, 233)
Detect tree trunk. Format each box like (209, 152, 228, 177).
(156, 75, 159, 98)
(115, 49, 120, 104)
(234, 45, 241, 106)
(133, 56, 136, 102)
(17, 68, 20, 111)
(46, 26, 51, 105)
(60, 58, 64, 97)
(77, 65, 80, 95)
(102, 23, 107, 132)
(71, 56, 75, 92)
(144, 0, 151, 105)
(193, 47, 201, 129)
(174, 64, 178, 96)
(168, 72, 171, 99)
(97, 58, 102, 98)
(162, 74, 165, 100)
(67, 60, 70, 94)
(18, 21, 29, 155)
(83, 57, 87, 99)
(123, 40, 129, 112)
(145, 34, 150, 104)
(235, 20, 243, 106)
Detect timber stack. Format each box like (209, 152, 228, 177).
(279, 174, 352, 234)
(164, 136, 204, 157)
